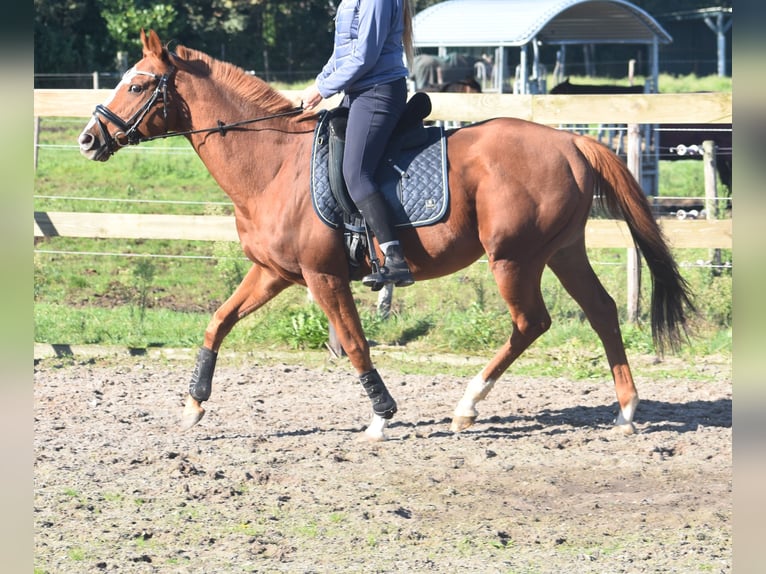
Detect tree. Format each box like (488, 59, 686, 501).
(97, 0, 179, 69)
(34, 0, 728, 81)
(34, 0, 113, 74)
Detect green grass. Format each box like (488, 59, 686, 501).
(67, 547, 87, 561)
(551, 73, 732, 94)
(35, 119, 226, 215)
(34, 75, 732, 377)
(34, 248, 731, 379)
(279, 73, 733, 95)
(658, 160, 707, 196)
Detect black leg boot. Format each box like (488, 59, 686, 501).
(355, 193, 414, 290)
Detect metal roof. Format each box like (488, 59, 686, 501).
(413, 0, 673, 48)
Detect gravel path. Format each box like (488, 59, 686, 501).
(34, 350, 731, 573)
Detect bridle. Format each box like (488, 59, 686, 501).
(92, 68, 174, 153)
(91, 64, 304, 156)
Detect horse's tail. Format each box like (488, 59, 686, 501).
(574, 136, 695, 354)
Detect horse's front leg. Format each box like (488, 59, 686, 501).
(181, 263, 290, 430)
(305, 272, 397, 441)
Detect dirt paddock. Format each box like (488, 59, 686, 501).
(34, 349, 731, 573)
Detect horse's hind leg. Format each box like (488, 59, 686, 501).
(181, 263, 290, 430)
(547, 240, 639, 434)
(452, 259, 551, 431)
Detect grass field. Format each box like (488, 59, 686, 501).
(33, 75, 732, 377)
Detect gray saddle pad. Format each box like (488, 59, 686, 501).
(310, 110, 449, 230)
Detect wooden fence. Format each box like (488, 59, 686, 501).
(32, 89, 732, 249)
(33, 89, 732, 124)
(33, 211, 730, 250)
(34, 90, 732, 351)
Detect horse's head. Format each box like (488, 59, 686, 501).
(78, 29, 178, 161)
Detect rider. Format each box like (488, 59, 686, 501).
(301, 0, 415, 290)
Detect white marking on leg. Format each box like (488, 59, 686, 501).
(615, 394, 639, 425)
(454, 372, 497, 419)
(614, 395, 639, 434)
(363, 413, 388, 441)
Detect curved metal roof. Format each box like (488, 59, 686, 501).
(413, 0, 673, 48)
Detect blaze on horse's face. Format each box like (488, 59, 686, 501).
(78, 30, 174, 162)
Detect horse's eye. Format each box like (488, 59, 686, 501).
(128, 84, 144, 94)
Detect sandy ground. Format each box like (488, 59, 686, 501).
(34, 349, 731, 573)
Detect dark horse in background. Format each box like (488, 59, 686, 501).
(412, 53, 484, 94)
(77, 31, 693, 441)
(551, 79, 732, 194)
(422, 78, 482, 93)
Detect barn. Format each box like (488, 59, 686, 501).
(412, 0, 673, 94)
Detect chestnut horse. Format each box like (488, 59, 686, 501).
(78, 31, 693, 440)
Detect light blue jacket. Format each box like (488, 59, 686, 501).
(316, 0, 409, 98)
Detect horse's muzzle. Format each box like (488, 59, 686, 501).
(78, 130, 111, 162)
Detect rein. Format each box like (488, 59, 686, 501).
(92, 64, 304, 152)
(139, 107, 305, 143)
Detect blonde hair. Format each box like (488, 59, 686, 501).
(403, 0, 415, 68)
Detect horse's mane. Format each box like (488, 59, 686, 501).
(171, 45, 295, 114)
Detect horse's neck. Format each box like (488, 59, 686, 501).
(178, 73, 293, 208)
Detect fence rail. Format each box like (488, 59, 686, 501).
(34, 89, 732, 124)
(33, 211, 731, 249)
(34, 89, 732, 336)
(33, 89, 732, 251)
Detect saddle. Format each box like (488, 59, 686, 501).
(326, 91, 433, 214)
(310, 92, 449, 269)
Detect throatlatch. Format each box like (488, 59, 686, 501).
(359, 369, 397, 419)
(189, 347, 217, 402)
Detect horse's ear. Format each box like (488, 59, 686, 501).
(141, 29, 164, 59)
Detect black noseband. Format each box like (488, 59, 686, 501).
(91, 69, 173, 153)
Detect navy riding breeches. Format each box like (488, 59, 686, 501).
(341, 77, 407, 204)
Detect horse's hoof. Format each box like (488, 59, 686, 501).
(361, 413, 388, 442)
(450, 416, 476, 432)
(360, 429, 387, 442)
(180, 405, 206, 431)
(613, 422, 637, 436)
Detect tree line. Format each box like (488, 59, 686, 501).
(34, 0, 726, 83)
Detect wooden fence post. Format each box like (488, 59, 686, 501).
(324, 280, 392, 357)
(626, 124, 642, 323)
(34, 116, 41, 171)
(703, 140, 722, 272)
(327, 324, 345, 358)
(377, 283, 393, 319)
(305, 287, 345, 357)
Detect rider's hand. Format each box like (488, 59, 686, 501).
(301, 83, 323, 110)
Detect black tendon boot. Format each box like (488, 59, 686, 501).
(359, 369, 397, 419)
(356, 193, 414, 290)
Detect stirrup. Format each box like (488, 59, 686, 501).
(362, 271, 386, 292)
(362, 264, 414, 291)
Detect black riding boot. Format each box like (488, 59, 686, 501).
(356, 193, 415, 291)
(366, 243, 414, 289)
